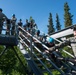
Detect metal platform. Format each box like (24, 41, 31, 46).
(0, 34, 18, 46)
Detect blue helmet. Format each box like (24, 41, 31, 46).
(12, 14, 15, 16)
(46, 37, 54, 43)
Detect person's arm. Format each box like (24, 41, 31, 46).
(16, 18, 17, 21)
(48, 40, 70, 52)
(2, 13, 8, 20)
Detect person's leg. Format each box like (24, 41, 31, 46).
(0, 23, 3, 34)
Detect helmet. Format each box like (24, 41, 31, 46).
(19, 19, 22, 21)
(12, 14, 15, 16)
(46, 37, 54, 43)
(0, 8, 2, 12)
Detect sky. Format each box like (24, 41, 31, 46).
(0, 0, 76, 34)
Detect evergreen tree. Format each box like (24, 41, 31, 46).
(56, 13, 61, 31)
(64, 2, 73, 27)
(0, 46, 27, 75)
(47, 13, 55, 35)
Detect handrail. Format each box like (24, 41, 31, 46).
(19, 35, 52, 74)
(19, 26, 75, 58)
(18, 26, 76, 74)
(19, 31, 65, 75)
(18, 26, 49, 50)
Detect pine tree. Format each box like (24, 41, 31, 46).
(56, 13, 61, 31)
(64, 2, 73, 27)
(47, 13, 55, 35)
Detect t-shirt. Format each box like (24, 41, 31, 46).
(24, 23, 30, 28)
(11, 17, 17, 25)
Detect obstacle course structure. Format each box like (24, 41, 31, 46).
(0, 23, 76, 75)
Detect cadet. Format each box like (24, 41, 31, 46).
(0, 8, 8, 34)
(11, 14, 17, 35)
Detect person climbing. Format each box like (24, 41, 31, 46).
(23, 19, 30, 32)
(0, 8, 8, 34)
(34, 29, 41, 41)
(64, 26, 76, 58)
(69, 26, 76, 57)
(44, 37, 55, 53)
(34, 30, 43, 50)
(18, 19, 23, 27)
(17, 19, 23, 32)
(43, 37, 64, 68)
(11, 14, 17, 35)
(32, 23, 38, 36)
